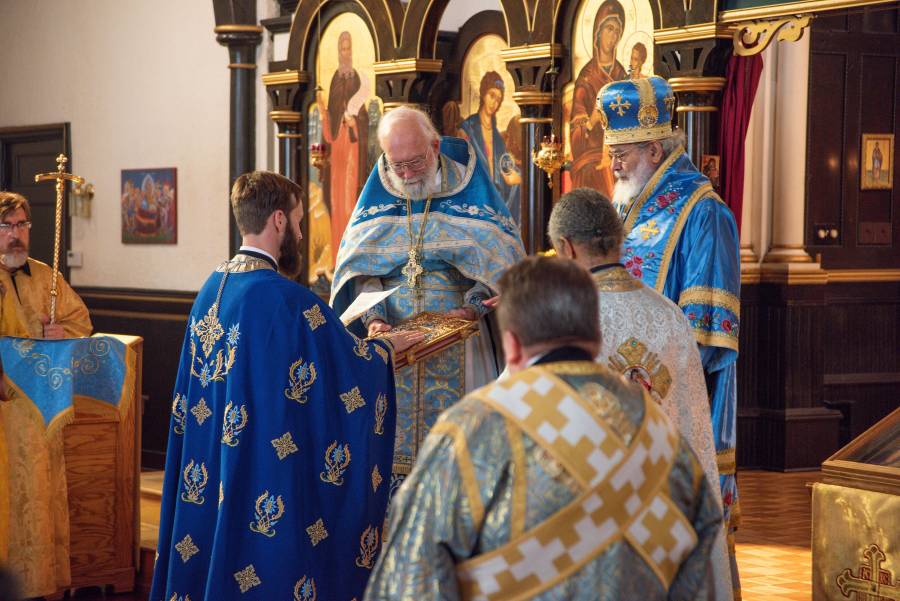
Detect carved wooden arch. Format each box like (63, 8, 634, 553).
(285, 0, 401, 67)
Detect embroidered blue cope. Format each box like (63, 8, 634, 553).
(619, 149, 741, 525)
(330, 136, 524, 318)
(150, 264, 396, 601)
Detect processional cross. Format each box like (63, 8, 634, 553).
(34, 154, 84, 324)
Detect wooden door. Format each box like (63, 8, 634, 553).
(0, 123, 71, 278)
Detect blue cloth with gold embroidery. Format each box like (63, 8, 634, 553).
(619, 150, 741, 540)
(0, 336, 130, 426)
(150, 256, 396, 601)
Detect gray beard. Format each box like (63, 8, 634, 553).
(1, 251, 27, 270)
(386, 165, 439, 200)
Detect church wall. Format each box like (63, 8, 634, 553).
(0, 0, 230, 292)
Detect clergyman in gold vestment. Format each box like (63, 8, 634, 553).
(0, 191, 92, 597)
(365, 257, 722, 601)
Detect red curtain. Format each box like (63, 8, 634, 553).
(718, 54, 764, 233)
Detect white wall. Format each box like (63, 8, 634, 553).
(439, 0, 504, 33)
(0, 0, 231, 291)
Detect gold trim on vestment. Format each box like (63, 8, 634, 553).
(429, 420, 485, 528)
(505, 419, 527, 538)
(678, 286, 741, 318)
(623, 148, 685, 234)
(215, 255, 276, 273)
(591, 266, 643, 292)
(717, 448, 736, 475)
(655, 184, 720, 293)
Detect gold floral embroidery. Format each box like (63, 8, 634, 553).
(304, 305, 326, 331)
(189, 323, 238, 387)
(172, 393, 187, 434)
(169, 594, 192, 601)
(219, 481, 224, 506)
(374, 393, 387, 434)
(350, 332, 372, 360)
(306, 518, 328, 546)
(191, 398, 212, 426)
(271, 432, 299, 460)
(372, 465, 383, 492)
(340, 386, 365, 413)
(192, 303, 225, 357)
(285, 357, 317, 404)
(355, 525, 380, 569)
(249, 490, 285, 537)
(234, 564, 261, 593)
(293, 575, 317, 600)
(221, 401, 248, 447)
(320, 441, 351, 485)
(374, 342, 389, 364)
(175, 534, 199, 562)
(181, 459, 208, 505)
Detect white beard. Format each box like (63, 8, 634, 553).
(612, 156, 657, 213)
(386, 161, 439, 200)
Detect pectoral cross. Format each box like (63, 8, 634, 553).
(402, 249, 424, 288)
(34, 154, 84, 324)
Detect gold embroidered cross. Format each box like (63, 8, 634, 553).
(639, 220, 660, 240)
(372, 465, 383, 492)
(340, 386, 366, 413)
(233, 564, 261, 593)
(609, 94, 632, 117)
(271, 432, 299, 460)
(306, 518, 329, 546)
(175, 534, 199, 562)
(190, 398, 212, 426)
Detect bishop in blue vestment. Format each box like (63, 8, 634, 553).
(597, 76, 742, 600)
(151, 172, 399, 601)
(331, 107, 524, 491)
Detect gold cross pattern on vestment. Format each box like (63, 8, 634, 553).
(639, 219, 660, 240)
(609, 94, 632, 117)
(34, 154, 84, 324)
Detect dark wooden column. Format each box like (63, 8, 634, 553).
(503, 44, 563, 254)
(215, 24, 263, 254)
(655, 34, 732, 165)
(373, 59, 444, 113)
(263, 70, 308, 183)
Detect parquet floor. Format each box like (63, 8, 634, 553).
(735, 469, 821, 601)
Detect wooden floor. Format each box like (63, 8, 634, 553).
(60, 469, 821, 601)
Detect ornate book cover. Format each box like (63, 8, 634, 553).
(369, 311, 479, 369)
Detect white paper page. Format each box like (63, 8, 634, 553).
(338, 286, 401, 326)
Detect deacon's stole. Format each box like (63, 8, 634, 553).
(458, 364, 703, 601)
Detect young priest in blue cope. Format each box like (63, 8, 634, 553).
(151, 171, 420, 601)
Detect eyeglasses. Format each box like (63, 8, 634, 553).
(385, 153, 429, 174)
(0, 220, 32, 234)
(608, 143, 648, 164)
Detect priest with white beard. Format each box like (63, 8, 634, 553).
(597, 75, 742, 599)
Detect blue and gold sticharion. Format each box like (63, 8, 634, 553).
(596, 75, 677, 145)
